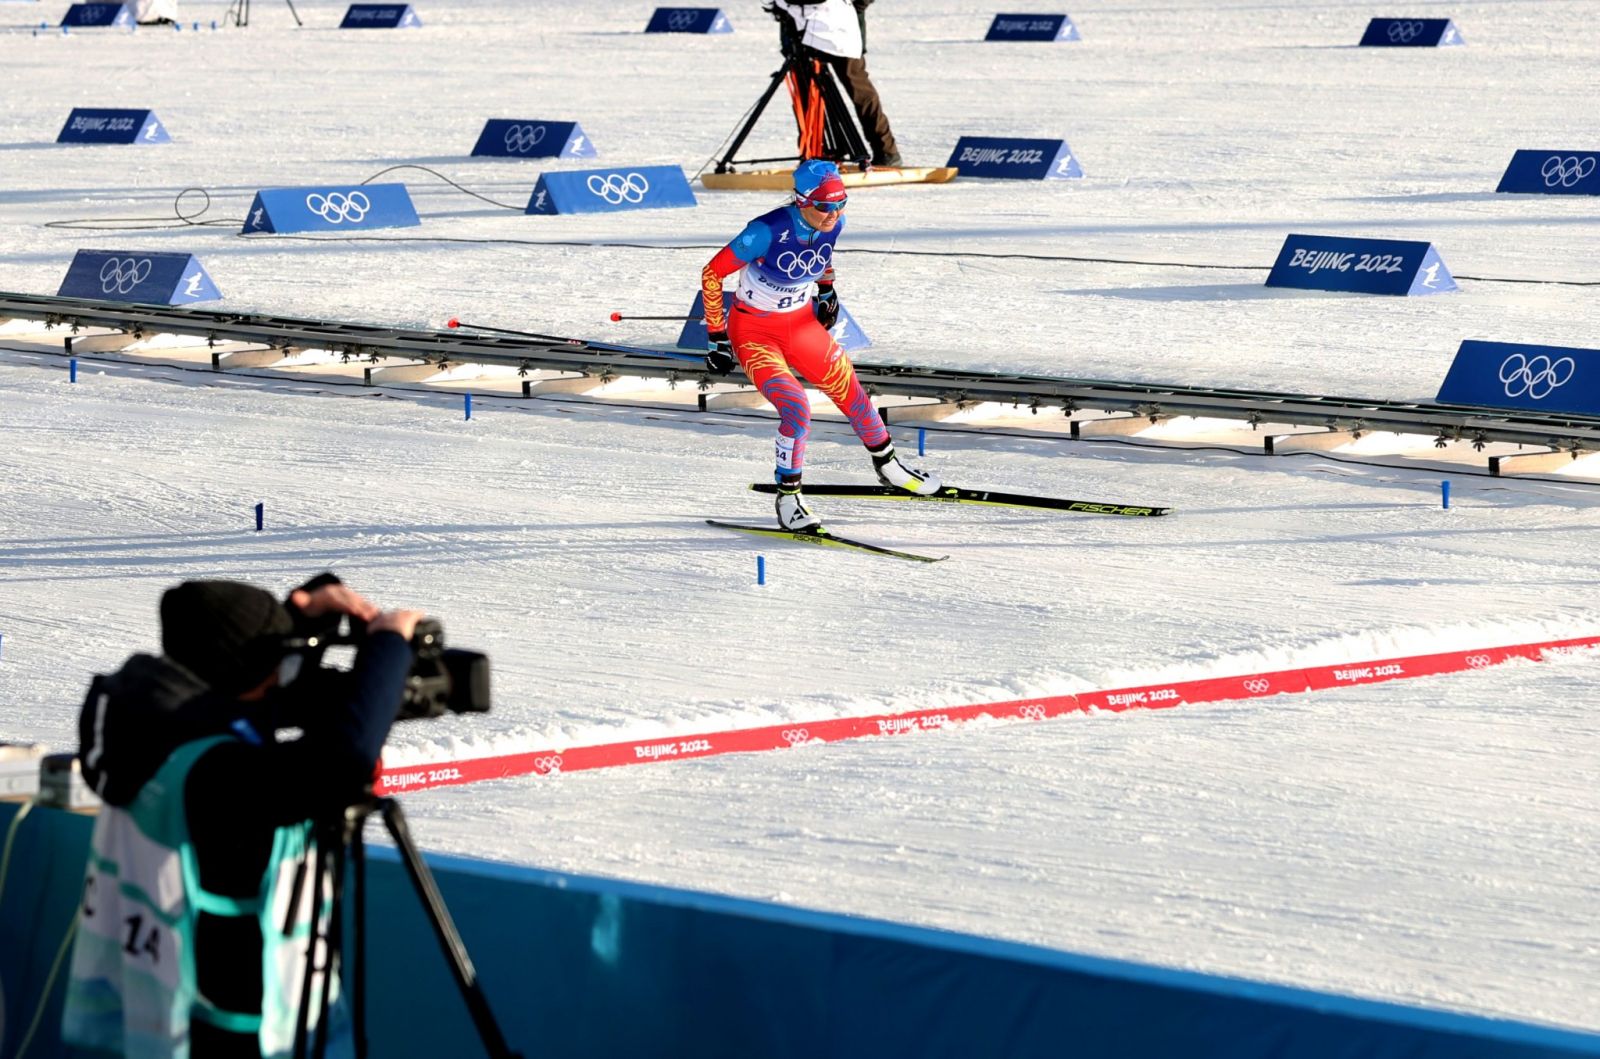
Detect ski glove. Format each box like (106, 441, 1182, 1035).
(705, 330, 736, 375)
(814, 283, 840, 331)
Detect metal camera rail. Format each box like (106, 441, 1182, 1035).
(4, 290, 1599, 477)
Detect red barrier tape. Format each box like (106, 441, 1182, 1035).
(375, 634, 1600, 795)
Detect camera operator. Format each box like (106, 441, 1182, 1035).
(61, 574, 421, 1059)
(771, 0, 902, 167)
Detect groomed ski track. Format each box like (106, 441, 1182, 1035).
(4, 0, 1600, 1037)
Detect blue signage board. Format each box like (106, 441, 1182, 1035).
(1359, 18, 1463, 47)
(1265, 234, 1456, 296)
(340, 3, 420, 27)
(676, 292, 869, 354)
(645, 7, 731, 33)
(984, 13, 1079, 42)
(1495, 150, 1600, 196)
(525, 165, 697, 215)
(57, 250, 221, 305)
(242, 184, 421, 234)
(60, 3, 133, 26)
(946, 136, 1082, 180)
(1436, 340, 1600, 416)
(57, 108, 169, 145)
(471, 120, 598, 160)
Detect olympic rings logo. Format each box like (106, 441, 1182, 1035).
(1464, 654, 1493, 669)
(666, 9, 697, 30)
(781, 729, 811, 745)
(533, 755, 564, 774)
(1541, 155, 1596, 188)
(586, 172, 650, 204)
(503, 123, 547, 154)
(1387, 20, 1424, 43)
(99, 257, 152, 294)
(1242, 679, 1271, 694)
(1019, 705, 1046, 722)
(1499, 353, 1575, 400)
(774, 244, 832, 279)
(304, 191, 371, 224)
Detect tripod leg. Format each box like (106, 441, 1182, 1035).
(284, 0, 302, 26)
(312, 840, 346, 1059)
(818, 62, 870, 167)
(292, 839, 328, 1059)
(379, 798, 521, 1059)
(718, 67, 789, 172)
(352, 822, 368, 1059)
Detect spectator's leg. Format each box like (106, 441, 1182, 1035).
(827, 54, 900, 165)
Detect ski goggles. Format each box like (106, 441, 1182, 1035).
(797, 193, 848, 213)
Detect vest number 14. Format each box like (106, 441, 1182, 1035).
(122, 914, 163, 963)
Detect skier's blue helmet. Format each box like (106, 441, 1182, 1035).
(793, 159, 847, 210)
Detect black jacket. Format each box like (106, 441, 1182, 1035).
(78, 634, 413, 1056)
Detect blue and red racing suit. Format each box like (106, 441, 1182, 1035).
(700, 204, 888, 479)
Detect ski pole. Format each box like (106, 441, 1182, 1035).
(447, 317, 709, 364)
(445, 318, 582, 345)
(608, 312, 702, 322)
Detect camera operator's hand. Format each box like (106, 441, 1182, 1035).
(370, 609, 426, 641)
(290, 583, 380, 623)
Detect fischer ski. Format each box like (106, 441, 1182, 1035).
(705, 520, 947, 563)
(748, 483, 1172, 517)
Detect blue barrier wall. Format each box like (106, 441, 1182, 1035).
(4, 800, 1599, 1059)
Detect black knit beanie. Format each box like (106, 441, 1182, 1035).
(160, 580, 295, 696)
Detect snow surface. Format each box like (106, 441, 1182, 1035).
(3, 0, 1599, 1034)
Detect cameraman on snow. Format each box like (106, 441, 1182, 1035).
(62, 574, 421, 1059)
(770, 0, 901, 167)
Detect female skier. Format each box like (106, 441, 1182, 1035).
(700, 159, 938, 530)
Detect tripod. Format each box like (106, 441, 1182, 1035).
(290, 795, 520, 1059)
(714, 46, 872, 174)
(223, 0, 303, 28)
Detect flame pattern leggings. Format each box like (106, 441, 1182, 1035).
(729, 305, 889, 479)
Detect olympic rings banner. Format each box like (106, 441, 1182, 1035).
(241, 183, 421, 234)
(1358, 18, 1463, 47)
(56, 108, 169, 146)
(339, 3, 421, 28)
(56, 249, 221, 305)
(525, 165, 697, 216)
(644, 7, 732, 34)
(675, 291, 871, 353)
(985, 14, 1080, 42)
(1496, 150, 1600, 196)
(59, 2, 132, 27)
(1436, 340, 1600, 417)
(471, 119, 598, 160)
(946, 136, 1083, 180)
(1265, 234, 1456, 296)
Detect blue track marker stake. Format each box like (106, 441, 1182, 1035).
(254, 502, 264, 531)
(917, 428, 926, 457)
(69, 358, 77, 383)
(757, 555, 766, 585)
(1441, 480, 1451, 509)
(465, 393, 472, 420)
(0, 633, 5, 661)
